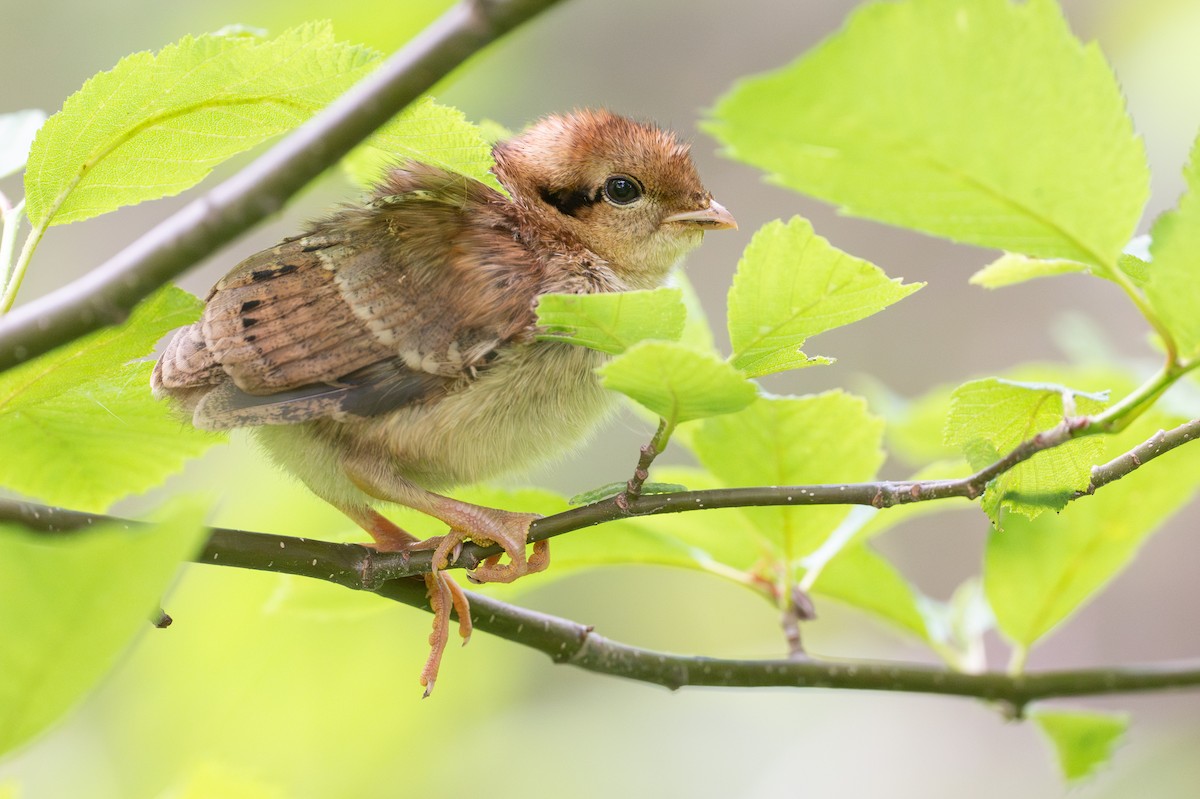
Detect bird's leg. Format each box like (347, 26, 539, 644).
(342, 459, 548, 585)
(340, 505, 470, 696)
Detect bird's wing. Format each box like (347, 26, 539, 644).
(153, 166, 544, 430)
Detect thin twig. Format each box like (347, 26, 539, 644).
(4, 412, 1196, 581)
(616, 418, 671, 510)
(1082, 417, 1200, 495)
(0, 0, 569, 368)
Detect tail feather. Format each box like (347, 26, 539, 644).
(152, 323, 222, 404)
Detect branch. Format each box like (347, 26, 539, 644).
(4, 415, 1195, 583)
(1083, 417, 1200, 495)
(2, 413, 1197, 705)
(0, 0, 568, 370)
(5, 498, 1200, 710)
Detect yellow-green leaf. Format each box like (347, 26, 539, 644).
(970, 253, 1091, 289)
(728, 218, 920, 377)
(342, 96, 505, 195)
(692, 392, 886, 557)
(1031, 708, 1128, 782)
(1147, 135, 1200, 358)
(25, 23, 378, 227)
(945, 378, 1109, 521)
(536, 288, 685, 355)
(985, 410, 1200, 646)
(0, 287, 222, 512)
(707, 0, 1147, 268)
(0, 500, 208, 756)
(599, 340, 756, 425)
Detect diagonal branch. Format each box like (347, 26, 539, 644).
(5, 496, 1200, 711)
(1083, 417, 1200, 495)
(3, 415, 1196, 581)
(0, 0, 569, 370)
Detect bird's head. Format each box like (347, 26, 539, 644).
(493, 109, 736, 288)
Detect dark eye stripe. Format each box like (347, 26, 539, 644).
(539, 186, 597, 216)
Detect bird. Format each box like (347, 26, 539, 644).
(152, 109, 737, 694)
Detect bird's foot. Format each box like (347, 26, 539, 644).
(340, 501, 547, 695)
(424, 503, 546, 585)
(347, 508, 471, 696)
(419, 569, 470, 697)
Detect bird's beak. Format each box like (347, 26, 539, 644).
(662, 199, 738, 230)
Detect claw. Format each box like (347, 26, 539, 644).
(470, 538, 550, 584)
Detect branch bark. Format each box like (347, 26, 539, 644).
(1083, 417, 1200, 495)
(3, 414, 1197, 705)
(5, 496, 1200, 711)
(3, 415, 1196, 581)
(0, 0, 568, 369)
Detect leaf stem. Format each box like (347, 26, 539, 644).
(0, 220, 46, 314)
(1087, 360, 1186, 434)
(1105, 262, 1179, 365)
(1008, 645, 1029, 676)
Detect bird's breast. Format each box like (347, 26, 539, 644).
(353, 340, 615, 488)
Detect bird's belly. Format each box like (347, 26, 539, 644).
(361, 342, 614, 488)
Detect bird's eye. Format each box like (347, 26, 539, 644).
(603, 175, 642, 205)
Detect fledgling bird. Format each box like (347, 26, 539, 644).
(152, 109, 736, 693)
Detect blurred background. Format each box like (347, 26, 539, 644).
(3, 0, 1200, 795)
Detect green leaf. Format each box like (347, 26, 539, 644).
(692, 392, 886, 557)
(0, 499, 208, 756)
(812, 543, 931, 642)
(669, 270, 717, 354)
(0, 287, 222, 512)
(568, 481, 688, 506)
(862, 378, 962, 466)
(536, 288, 686, 355)
(1116, 252, 1150, 288)
(728, 217, 921, 377)
(1031, 708, 1128, 782)
(969, 253, 1091, 289)
(986, 410, 1200, 646)
(0, 110, 45, 180)
(706, 0, 1147, 268)
(599, 340, 756, 424)
(1147, 136, 1200, 358)
(945, 378, 1109, 521)
(342, 96, 505, 195)
(25, 23, 378, 228)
